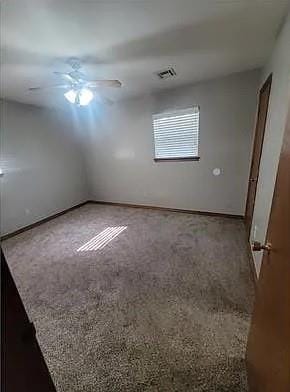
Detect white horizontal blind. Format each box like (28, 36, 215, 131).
(153, 107, 199, 159)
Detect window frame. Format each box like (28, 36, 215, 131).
(152, 107, 200, 162)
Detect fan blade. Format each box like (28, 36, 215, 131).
(102, 97, 114, 105)
(87, 80, 122, 88)
(70, 70, 87, 81)
(28, 84, 70, 91)
(53, 71, 75, 83)
(95, 94, 114, 105)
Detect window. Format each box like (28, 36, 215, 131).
(153, 107, 200, 161)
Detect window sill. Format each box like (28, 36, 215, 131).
(154, 157, 200, 162)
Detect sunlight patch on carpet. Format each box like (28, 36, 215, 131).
(77, 226, 127, 251)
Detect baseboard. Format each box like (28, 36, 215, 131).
(88, 200, 244, 219)
(1, 199, 244, 241)
(1, 201, 89, 241)
(246, 239, 258, 289)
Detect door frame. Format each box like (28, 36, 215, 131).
(246, 100, 290, 392)
(245, 74, 272, 235)
(1, 249, 57, 392)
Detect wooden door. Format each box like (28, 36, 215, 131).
(245, 75, 272, 235)
(1, 249, 57, 392)
(246, 102, 290, 391)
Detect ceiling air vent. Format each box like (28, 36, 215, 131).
(156, 67, 176, 80)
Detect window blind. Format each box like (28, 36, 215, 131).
(153, 107, 199, 160)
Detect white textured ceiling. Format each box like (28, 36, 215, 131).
(1, 0, 289, 108)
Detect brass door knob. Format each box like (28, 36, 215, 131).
(252, 241, 272, 252)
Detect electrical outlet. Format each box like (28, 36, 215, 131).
(25, 208, 30, 215)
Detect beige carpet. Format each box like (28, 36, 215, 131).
(2, 204, 254, 391)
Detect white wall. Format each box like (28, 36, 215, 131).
(83, 70, 260, 215)
(250, 13, 290, 275)
(0, 101, 89, 235)
(0, 69, 262, 235)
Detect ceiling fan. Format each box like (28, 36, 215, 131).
(28, 58, 122, 106)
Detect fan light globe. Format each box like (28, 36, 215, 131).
(64, 88, 94, 106)
(64, 89, 77, 104)
(79, 88, 94, 106)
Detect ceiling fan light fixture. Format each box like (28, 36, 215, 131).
(64, 89, 77, 104)
(78, 88, 94, 106)
(64, 88, 94, 106)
